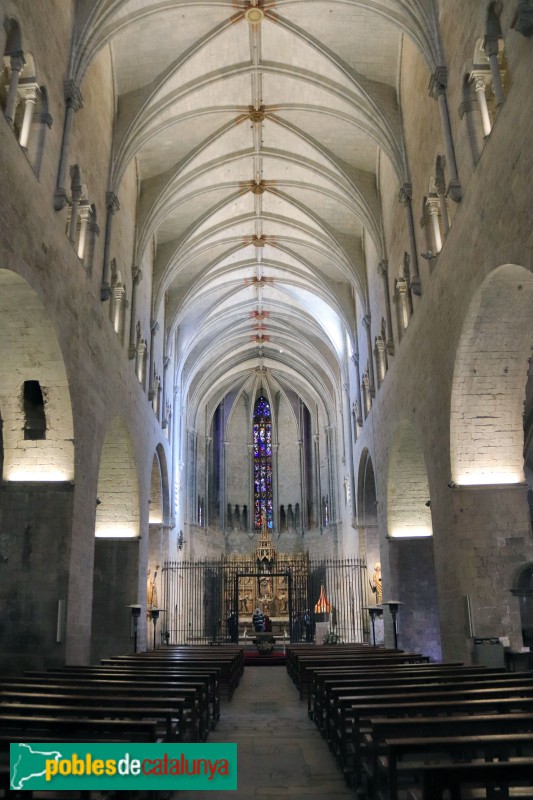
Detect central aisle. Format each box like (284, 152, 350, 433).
(174, 665, 355, 799)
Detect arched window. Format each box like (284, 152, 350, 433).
(253, 396, 273, 530)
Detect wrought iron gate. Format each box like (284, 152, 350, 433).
(162, 557, 369, 644)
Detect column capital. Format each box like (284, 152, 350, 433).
(10, 51, 26, 72)
(483, 34, 500, 58)
(150, 319, 160, 334)
(19, 80, 39, 102)
(426, 193, 440, 213)
(428, 66, 448, 99)
(447, 180, 462, 204)
(105, 191, 120, 215)
(377, 259, 389, 277)
(458, 100, 472, 119)
(132, 266, 143, 285)
(100, 283, 112, 302)
(63, 79, 83, 111)
(470, 71, 488, 93)
(398, 183, 412, 205)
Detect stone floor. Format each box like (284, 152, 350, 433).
(173, 665, 354, 799)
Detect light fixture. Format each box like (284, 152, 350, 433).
(245, 7, 264, 23)
(382, 600, 404, 649)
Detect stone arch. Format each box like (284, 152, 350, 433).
(387, 420, 433, 540)
(0, 269, 74, 481)
(147, 445, 171, 612)
(357, 448, 379, 567)
(95, 416, 140, 538)
(450, 264, 533, 486)
(91, 415, 141, 661)
(386, 419, 442, 660)
(0, 269, 75, 670)
(149, 451, 164, 526)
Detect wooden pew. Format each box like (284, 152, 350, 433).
(362, 712, 533, 797)
(336, 694, 533, 785)
(110, 650, 243, 699)
(328, 679, 533, 758)
(0, 678, 204, 741)
(406, 758, 533, 800)
(37, 666, 218, 730)
(293, 652, 430, 699)
(313, 667, 529, 726)
(376, 733, 533, 800)
(0, 715, 161, 742)
(0, 695, 185, 742)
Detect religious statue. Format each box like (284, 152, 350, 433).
(277, 591, 288, 614)
(147, 564, 159, 608)
(369, 562, 382, 605)
(239, 591, 253, 614)
(259, 575, 272, 598)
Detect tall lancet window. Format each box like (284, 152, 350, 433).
(253, 396, 273, 530)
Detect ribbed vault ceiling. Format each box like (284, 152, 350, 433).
(74, 0, 439, 422)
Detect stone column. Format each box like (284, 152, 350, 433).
(397, 277, 411, 332)
(4, 52, 25, 128)
(54, 80, 83, 210)
(363, 314, 375, 397)
(426, 195, 442, 253)
(429, 67, 461, 202)
(314, 433, 322, 532)
(148, 320, 159, 400)
(377, 260, 395, 353)
(325, 425, 337, 523)
(68, 165, 82, 245)
(77, 203, 91, 260)
(434, 156, 450, 237)
(248, 443, 254, 533)
(351, 352, 363, 427)
(18, 82, 38, 149)
(137, 339, 147, 388)
(471, 72, 492, 138)
(113, 282, 127, 341)
(272, 442, 279, 533)
(162, 354, 171, 427)
(398, 184, 421, 296)
(204, 435, 211, 529)
(222, 441, 228, 531)
(101, 191, 120, 301)
(343, 382, 356, 513)
(375, 336, 387, 388)
(298, 438, 306, 533)
(483, 35, 505, 108)
(128, 267, 143, 358)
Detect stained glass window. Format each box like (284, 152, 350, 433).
(253, 396, 273, 530)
